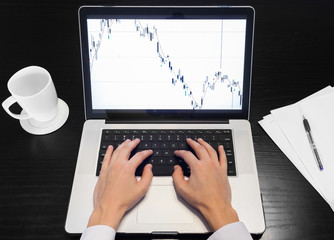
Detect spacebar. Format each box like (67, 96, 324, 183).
(135, 165, 174, 176)
(152, 165, 174, 176)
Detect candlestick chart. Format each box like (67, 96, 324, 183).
(87, 19, 245, 110)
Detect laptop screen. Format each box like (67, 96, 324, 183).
(79, 7, 254, 121)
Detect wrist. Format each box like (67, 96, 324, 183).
(87, 206, 126, 229)
(200, 205, 239, 231)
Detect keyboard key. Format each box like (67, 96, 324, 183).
(161, 143, 168, 149)
(162, 150, 170, 156)
(141, 142, 151, 149)
(153, 150, 161, 156)
(157, 158, 166, 164)
(157, 135, 165, 141)
(167, 157, 176, 165)
(166, 135, 173, 141)
(178, 142, 187, 149)
(151, 142, 159, 148)
(169, 142, 178, 149)
(103, 135, 112, 142)
(148, 135, 155, 141)
(149, 157, 157, 165)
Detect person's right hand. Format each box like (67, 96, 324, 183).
(172, 138, 239, 231)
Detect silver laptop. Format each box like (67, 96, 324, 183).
(65, 5, 265, 235)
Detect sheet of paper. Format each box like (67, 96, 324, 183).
(259, 86, 334, 211)
(259, 115, 322, 198)
(300, 90, 334, 209)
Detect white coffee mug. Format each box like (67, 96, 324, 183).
(2, 66, 58, 122)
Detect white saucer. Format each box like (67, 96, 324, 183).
(20, 98, 69, 135)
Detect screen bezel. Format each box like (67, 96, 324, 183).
(79, 6, 254, 122)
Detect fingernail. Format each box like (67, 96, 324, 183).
(173, 165, 178, 170)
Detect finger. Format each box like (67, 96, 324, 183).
(138, 164, 153, 194)
(218, 145, 227, 169)
(110, 139, 131, 164)
(101, 145, 114, 171)
(130, 149, 153, 169)
(114, 138, 140, 162)
(197, 138, 219, 163)
(186, 138, 210, 160)
(174, 149, 198, 170)
(172, 165, 188, 196)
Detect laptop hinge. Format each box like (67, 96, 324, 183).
(105, 119, 230, 124)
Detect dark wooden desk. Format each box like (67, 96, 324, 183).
(1, 1, 333, 239)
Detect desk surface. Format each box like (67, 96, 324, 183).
(1, 1, 334, 239)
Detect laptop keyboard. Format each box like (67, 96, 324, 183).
(96, 129, 236, 177)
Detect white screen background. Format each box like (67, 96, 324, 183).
(87, 19, 246, 110)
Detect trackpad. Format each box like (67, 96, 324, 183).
(137, 186, 194, 224)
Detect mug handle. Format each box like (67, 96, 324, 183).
(2, 96, 30, 120)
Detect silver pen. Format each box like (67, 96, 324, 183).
(303, 116, 324, 171)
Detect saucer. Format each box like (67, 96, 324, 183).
(20, 98, 69, 135)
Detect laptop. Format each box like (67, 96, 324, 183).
(65, 5, 265, 235)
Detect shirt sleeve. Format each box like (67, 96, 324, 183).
(208, 221, 252, 240)
(80, 225, 116, 240)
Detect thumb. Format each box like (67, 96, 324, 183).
(138, 164, 153, 194)
(172, 165, 188, 196)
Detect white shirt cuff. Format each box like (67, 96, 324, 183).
(80, 222, 251, 240)
(208, 221, 252, 240)
(80, 225, 116, 240)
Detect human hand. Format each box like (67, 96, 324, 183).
(87, 139, 153, 229)
(172, 138, 239, 231)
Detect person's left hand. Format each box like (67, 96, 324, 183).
(87, 139, 153, 229)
